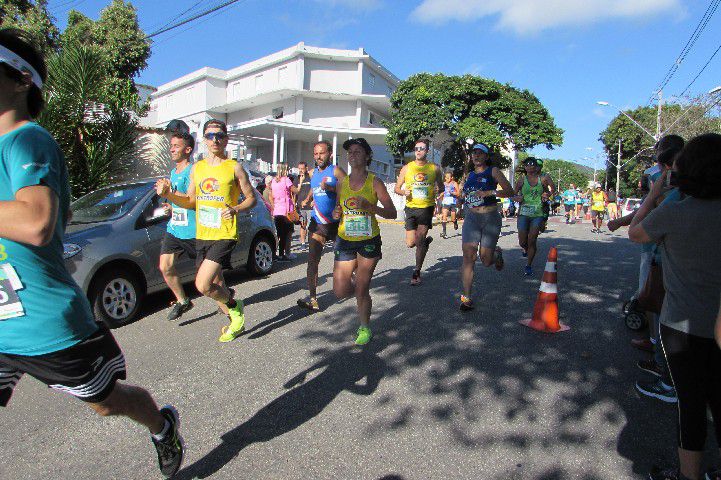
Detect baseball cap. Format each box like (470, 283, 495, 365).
(471, 143, 489, 154)
(342, 137, 372, 155)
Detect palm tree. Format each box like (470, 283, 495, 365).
(38, 44, 138, 198)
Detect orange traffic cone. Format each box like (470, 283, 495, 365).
(519, 247, 569, 333)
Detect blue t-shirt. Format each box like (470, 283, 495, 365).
(463, 167, 497, 207)
(0, 123, 97, 355)
(563, 189, 576, 205)
(310, 164, 338, 225)
(166, 163, 196, 240)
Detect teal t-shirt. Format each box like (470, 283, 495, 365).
(563, 189, 576, 205)
(166, 164, 196, 240)
(0, 123, 97, 356)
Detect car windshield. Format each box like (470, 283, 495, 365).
(71, 183, 151, 223)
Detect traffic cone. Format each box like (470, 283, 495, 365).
(519, 247, 569, 333)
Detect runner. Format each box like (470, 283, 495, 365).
(562, 183, 578, 224)
(0, 28, 183, 476)
(158, 131, 196, 321)
(581, 192, 590, 219)
(293, 161, 312, 248)
(606, 187, 618, 220)
(459, 143, 515, 311)
(439, 171, 460, 238)
(157, 119, 256, 343)
(575, 188, 583, 220)
(394, 138, 444, 285)
(297, 140, 346, 311)
(590, 184, 608, 233)
(332, 138, 396, 345)
(513, 157, 554, 276)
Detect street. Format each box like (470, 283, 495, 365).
(3, 218, 695, 480)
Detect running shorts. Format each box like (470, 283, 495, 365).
(404, 206, 435, 231)
(308, 218, 339, 241)
(195, 239, 237, 268)
(0, 325, 126, 407)
(462, 209, 502, 249)
(334, 236, 382, 261)
(160, 232, 196, 259)
(591, 210, 605, 220)
(517, 215, 545, 232)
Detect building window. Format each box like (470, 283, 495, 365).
(255, 74, 263, 92)
(272, 107, 283, 119)
(368, 73, 376, 89)
(368, 111, 383, 126)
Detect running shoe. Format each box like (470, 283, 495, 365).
(167, 299, 193, 321)
(705, 468, 721, 480)
(648, 466, 681, 480)
(636, 379, 677, 403)
(440, 232, 447, 239)
(521, 250, 528, 258)
(637, 359, 662, 377)
(460, 295, 474, 311)
(494, 247, 504, 271)
(355, 326, 372, 346)
(524, 265, 533, 276)
(425, 236, 434, 248)
(410, 270, 421, 286)
(152, 405, 184, 478)
(219, 300, 245, 342)
(297, 296, 320, 311)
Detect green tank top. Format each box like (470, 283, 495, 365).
(519, 176, 544, 218)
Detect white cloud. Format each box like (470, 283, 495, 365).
(410, 0, 683, 35)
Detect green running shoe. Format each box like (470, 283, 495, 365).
(355, 326, 372, 346)
(219, 300, 245, 342)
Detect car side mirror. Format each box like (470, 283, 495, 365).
(144, 207, 170, 226)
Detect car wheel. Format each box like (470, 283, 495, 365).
(90, 269, 144, 328)
(624, 312, 646, 331)
(247, 235, 274, 276)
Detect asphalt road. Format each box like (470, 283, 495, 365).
(4, 216, 716, 480)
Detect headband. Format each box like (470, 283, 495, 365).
(0, 44, 43, 89)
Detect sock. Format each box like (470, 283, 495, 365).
(226, 299, 237, 309)
(152, 419, 171, 440)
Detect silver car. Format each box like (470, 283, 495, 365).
(63, 179, 276, 328)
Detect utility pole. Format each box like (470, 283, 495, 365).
(616, 139, 622, 200)
(656, 89, 663, 142)
(558, 168, 561, 192)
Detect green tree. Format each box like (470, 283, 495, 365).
(515, 152, 591, 190)
(0, 0, 58, 54)
(386, 73, 563, 174)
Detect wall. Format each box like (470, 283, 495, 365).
(226, 57, 301, 102)
(155, 80, 207, 123)
(303, 98, 357, 127)
(304, 58, 359, 94)
(227, 98, 299, 124)
(362, 63, 395, 97)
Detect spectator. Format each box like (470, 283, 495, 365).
(629, 133, 721, 480)
(293, 161, 312, 247)
(269, 164, 297, 261)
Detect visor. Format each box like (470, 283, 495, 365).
(472, 144, 489, 154)
(0, 45, 43, 89)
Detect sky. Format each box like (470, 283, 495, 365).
(47, 0, 721, 169)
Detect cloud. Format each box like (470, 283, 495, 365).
(410, 0, 683, 35)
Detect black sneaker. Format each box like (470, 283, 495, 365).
(636, 379, 677, 403)
(648, 466, 681, 480)
(167, 300, 193, 321)
(637, 359, 662, 377)
(425, 236, 433, 248)
(152, 405, 184, 478)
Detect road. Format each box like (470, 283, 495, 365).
(3, 216, 702, 479)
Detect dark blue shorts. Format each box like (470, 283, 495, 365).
(334, 236, 382, 262)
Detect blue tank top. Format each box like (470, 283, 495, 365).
(311, 164, 338, 224)
(463, 167, 497, 208)
(442, 182, 457, 205)
(167, 163, 196, 240)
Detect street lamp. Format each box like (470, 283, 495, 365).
(597, 101, 658, 141)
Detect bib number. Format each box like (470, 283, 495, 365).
(170, 207, 189, 227)
(198, 205, 222, 229)
(0, 264, 25, 320)
(520, 204, 539, 216)
(442, 197, 455, 206)
(593, 201, 604, 209)
(412, 186, 429, 200)
(345, 214, 372, 237)
(465, 190, 484, 208)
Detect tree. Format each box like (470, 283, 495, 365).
(0, 0, 59, 54)
(386, 73, 563, 174)
(598, 93, 721, 195)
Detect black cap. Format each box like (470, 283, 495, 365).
(165, 119, 190, 134)
(523, 157, 539, 166)
(342, 137, 372, 155)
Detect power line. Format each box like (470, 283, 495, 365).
(647, 0, 720, 104)
(152, 4, 239, 47)
(146, 0, 205, 34)
(147, 0, 243, 38)
(679, 41, 721, 97)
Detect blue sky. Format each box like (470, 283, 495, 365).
(48, 0, 721, 168)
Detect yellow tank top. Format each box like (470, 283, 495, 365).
(591, 191, 606, 211)
(338, 173, 381, 241)
(404, 161, 437, 208)
(194, 158, 240, 240)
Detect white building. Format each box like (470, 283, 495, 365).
(143, 42, 401, 180)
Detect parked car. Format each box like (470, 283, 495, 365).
(621, 198, 642, 217)
(63, 178, 276, 328)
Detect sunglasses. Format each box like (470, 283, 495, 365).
(204, 132, 228, 141)
(415, 146, 427, 151)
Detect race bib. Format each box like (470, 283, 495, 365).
(412, 185, 429, 200)
(344, 214, 372, 237)
(442, 197, 455, 206)
(198, 205, 222, 229)
(593, 201, 604, 209)
(465, 190, 484, 208)
(0, 264, 25, 320)
(170, 207, 189, 227)
(520, 204, 539, 216)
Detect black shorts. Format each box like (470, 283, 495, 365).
(404, 206, 435, 231)
(334, 236, 382, 262)
(591, 210, 605, 219)
(308, 218, 339, 241)
(564, 204, 574, 213)
(195, 239, 237, 268)
(160, 232, 196, 259)
(0, 326, 126, 407)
